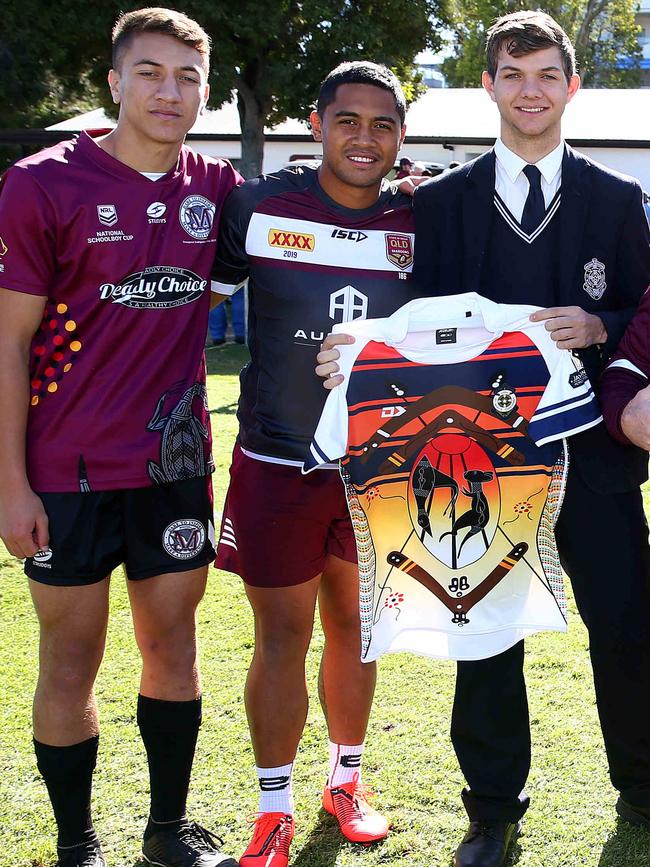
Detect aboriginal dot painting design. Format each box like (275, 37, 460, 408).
(30, 301, 82, 406)
(341, 463, 376, 659)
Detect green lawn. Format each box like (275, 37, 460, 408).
(2, 342, 650, 867)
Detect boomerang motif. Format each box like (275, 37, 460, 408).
(386, 542, 528, 625)
(361, 383, 529, 457)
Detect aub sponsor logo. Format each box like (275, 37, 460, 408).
(99, 266, 207, 309)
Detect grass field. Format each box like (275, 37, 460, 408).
(2, 342, 650, 867)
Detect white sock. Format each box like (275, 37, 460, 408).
(328, 741, 364, 787)
(256, 763, 294, 814)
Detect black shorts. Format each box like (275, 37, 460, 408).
(25, 476, 216, 586)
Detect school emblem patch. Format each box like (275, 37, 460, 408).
(583, 258, 607, 300)
(385, 233, 413, 270)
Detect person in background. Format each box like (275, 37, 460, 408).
(207, 285, 246, 346)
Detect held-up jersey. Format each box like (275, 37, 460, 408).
(0, 131, 241, 492)
(305, 294, 602, 662)
(212, 165, 415, 464)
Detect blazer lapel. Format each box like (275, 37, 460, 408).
(462, 150, 495, 291)
(558, 144, 591, 301)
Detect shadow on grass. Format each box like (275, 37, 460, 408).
(205, 342, 249, 377)
(597, 819, 650, 866)
(290, 810, 344, 866)
(507, 836, 523, 864)
(209, 401, 239, 415)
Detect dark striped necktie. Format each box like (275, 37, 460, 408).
(521, 164, 545, 234)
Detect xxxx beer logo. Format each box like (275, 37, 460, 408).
(268, 229, 315, 252)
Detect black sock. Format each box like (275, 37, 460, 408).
(34, 736, 99, 849)
(137, 694, 202, 828)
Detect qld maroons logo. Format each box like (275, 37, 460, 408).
(162, 519, 206, 560)
(385, 233, 413, 270)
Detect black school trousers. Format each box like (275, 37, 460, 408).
(451, 459, 650, 822)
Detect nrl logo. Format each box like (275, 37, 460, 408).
(385, 233, 413, 270)
(97, 204, 118, 227)
(583, 258, 607, 300)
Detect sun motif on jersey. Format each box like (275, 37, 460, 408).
(30, 301, 82, 405)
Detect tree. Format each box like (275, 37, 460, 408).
(0, 1, 451, 178)
(442, 0, 642, 88)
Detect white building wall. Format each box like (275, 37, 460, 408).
(194, 140, 649, 192)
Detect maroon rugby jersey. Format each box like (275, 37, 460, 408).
(601, 286, 650, 443)
(0, 131, 241, 492)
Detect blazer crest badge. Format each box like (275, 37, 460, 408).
(583, 258, 607, 300)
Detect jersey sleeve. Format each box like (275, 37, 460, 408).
(0, 166, 56, 296)
(303, 338, 367, 473)
(600, 287, 650, 444)
(527, 343, 602, 446)
(211, 182, 252, 296)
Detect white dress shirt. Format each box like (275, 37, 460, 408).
(494, 138, 564, 224)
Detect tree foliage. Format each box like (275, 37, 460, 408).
(1, 0, 451, 177)
(443, 0, 642, 87)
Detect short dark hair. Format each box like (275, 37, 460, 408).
(112, 7, 211, 73)
(316, 61, 406, 125)
(399, 157, 412, 168)
(485, 11, 576, 83)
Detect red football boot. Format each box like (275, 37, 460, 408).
(322, 773, 389, 844)
(240, 812, 294, 867)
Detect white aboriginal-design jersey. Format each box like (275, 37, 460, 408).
(305, 294, 602, 662)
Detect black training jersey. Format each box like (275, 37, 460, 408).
(212, 165, 415, 464)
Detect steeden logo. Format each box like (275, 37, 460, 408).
(32, 548, 53, 569)
(268, 229, 315, 251)
(147, 202, 167, 220)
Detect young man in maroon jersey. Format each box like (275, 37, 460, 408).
(0, 8, 240, 867)
(211, 62, 415, 866)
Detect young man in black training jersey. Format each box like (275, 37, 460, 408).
(212, 62, 415, 865)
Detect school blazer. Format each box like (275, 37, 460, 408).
(412, 145, 650, 493)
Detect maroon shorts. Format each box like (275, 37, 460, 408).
(215, 445, 357, 587)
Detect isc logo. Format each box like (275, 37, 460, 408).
(331, 229, 368, 243)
